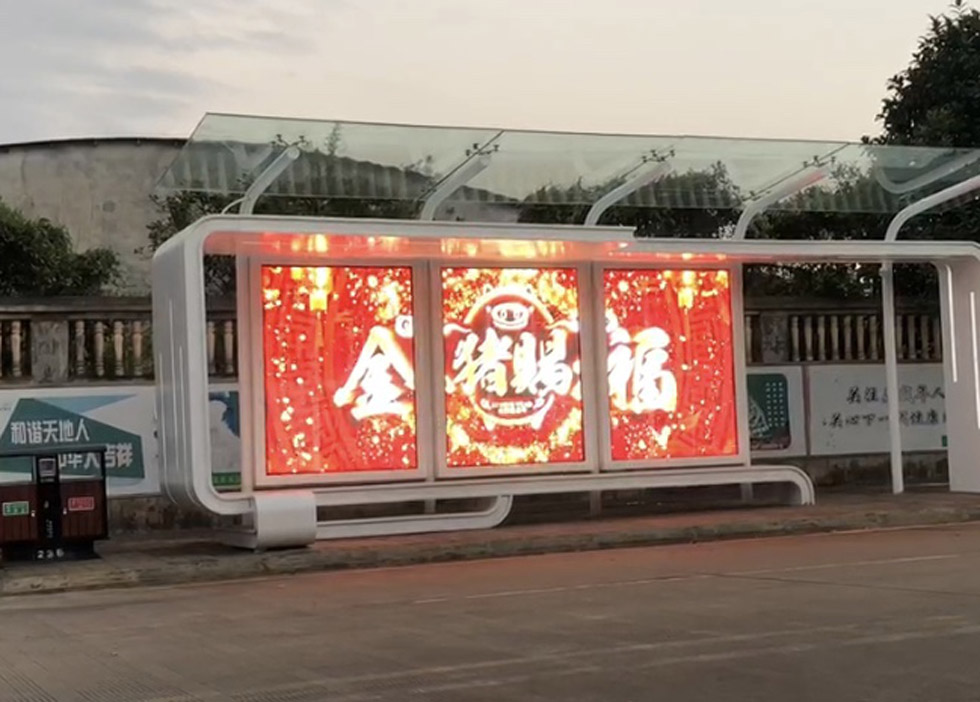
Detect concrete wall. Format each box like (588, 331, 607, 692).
(0, 138, 183, 293)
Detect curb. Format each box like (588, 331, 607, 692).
(4, 504, 980, 597)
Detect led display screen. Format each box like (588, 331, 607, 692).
(603, 268, 738, 461)
(441, 267, 585, 468)
(261, 265, 418, 475)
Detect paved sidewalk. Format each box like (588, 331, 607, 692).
(3, 490, 980, 597)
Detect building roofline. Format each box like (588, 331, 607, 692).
(0, 136, 186, 153)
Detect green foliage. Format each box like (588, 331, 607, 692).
(877, 1, 980, 148)
(0, 199, 119, 296)
(869, 1, 980, 297)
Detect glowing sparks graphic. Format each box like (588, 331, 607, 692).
(603, 269, 738, 461)
(442, 267, 585, 468)
(261, 265, 418, 475)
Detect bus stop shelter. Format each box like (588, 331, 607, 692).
(154, 114, 980, 549)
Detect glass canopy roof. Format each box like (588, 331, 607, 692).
(158, 113, 980, 216)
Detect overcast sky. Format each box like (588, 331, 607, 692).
(0, 0, 954, 144)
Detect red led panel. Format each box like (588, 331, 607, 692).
(261, 265, 418, 475)
(442, 267, 585, 468)
(603, 268, 738, 462)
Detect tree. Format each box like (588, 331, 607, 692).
(877, 1, 980, 148)
(0, 199, 119, 296)
(867, 1, 980, 298)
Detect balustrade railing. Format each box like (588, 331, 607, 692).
(0, 297, 940, 384)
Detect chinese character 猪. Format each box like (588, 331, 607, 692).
(450, 328, 513, 399)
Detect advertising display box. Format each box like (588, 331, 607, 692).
(168, 217, 980, 547)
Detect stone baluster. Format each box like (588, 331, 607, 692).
(816, 315, 827, 361)
(932, 315, 942, 360)
(896, 314, 905, 361)
(93, 321, 105, 378)
(919, 314, 930, 361)
(223, 321, 235, 375)
(10, 321, 22, 378)
(744, 316, 754, 363)
(74, 321, 86, 377)
(132, 321, 144, 377)
(830, 315, 840, 360)
(843, 315, 853, 360)
(905, 314, 917, 360)
(870, 315, 880, 360)
(113, 321, 125, 376)
(790, 315, 800, 362)
(207, 321, 217, 375)
(803, 316, 814, 361)
(855, 315, 866, 360)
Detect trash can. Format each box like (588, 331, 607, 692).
(0, 446, 108, 562)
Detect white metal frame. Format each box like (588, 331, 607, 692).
(418, 154, 492, 221)
(731, 164, 831, 240)
(223, 145, 302, 216)
(415, 148, 512, 524)
(880, 172, 980, 493)
(155, 216, 980, 549)
(584, 160, 671, 227)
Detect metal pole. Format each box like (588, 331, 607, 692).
(418, 151, 494, 516)
(880, 263, 904, 494)
(880, 171, 980, 495)
(237, 145, 302, 216)
(727, 165, 829, 500)
(418, 154, 491, 221)
(583, 161, 671, 227)
(731, 166, 829, 240)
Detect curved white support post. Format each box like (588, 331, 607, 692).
(583, 161, 671, 227)
(418, 152, 507, 526)
(880, 172, 980, 494)
(731, 165, 830, 240)
(318, 496, 514, 540)
(874, 152, 980, 195)
(419, 154, 491, 221)
(238, 145, 302, 216)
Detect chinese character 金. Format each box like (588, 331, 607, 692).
(333, 322, 415, 421)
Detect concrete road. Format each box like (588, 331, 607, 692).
(3, 525, 980, 701)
